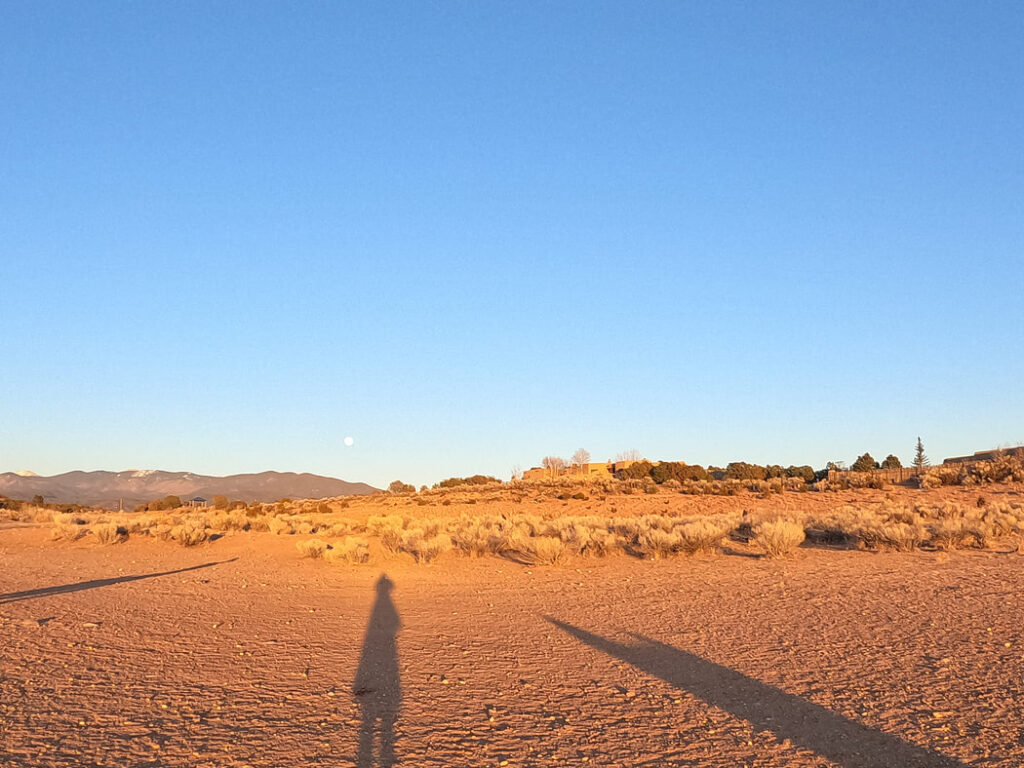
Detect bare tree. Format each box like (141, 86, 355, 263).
(571, 448, 591, 467)
(615, 449, 643, 462)
(541, 456, 567, 478)
(510, 465, 523, 481)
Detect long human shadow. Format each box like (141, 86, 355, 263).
(354, 574, 402, 768)
(546, 618, 968, 768)
(0, 559, 238, 604)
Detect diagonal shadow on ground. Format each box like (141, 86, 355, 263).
(0, 558, 238, 604)
(546, 617, 968, 768)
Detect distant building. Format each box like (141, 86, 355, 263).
(944, 447, 1024, 465)
(188, 497, 209, 508)
(522, 460, 640, 482)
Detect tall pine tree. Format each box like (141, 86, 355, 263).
(913, 437, 930, 471)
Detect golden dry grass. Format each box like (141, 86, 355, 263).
(296, 538, 328, 559)
(753, 520, 805, 558)
(324, 536, 370, 564)
(93, 522, 128, 545)
(32, 476, 1024, 569)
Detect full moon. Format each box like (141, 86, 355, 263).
(344, 436, 354, 447)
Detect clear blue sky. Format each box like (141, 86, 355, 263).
(2, 2, 1022, 488)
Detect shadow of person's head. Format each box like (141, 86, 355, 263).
(375, 573, 394, 595)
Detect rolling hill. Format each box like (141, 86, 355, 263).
(0, 469, 378, 510)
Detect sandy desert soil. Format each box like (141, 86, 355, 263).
(3, 490, 1024, 767)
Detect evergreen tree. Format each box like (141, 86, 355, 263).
(880, 454, 902, 470)
(851, 453, 879, 472)
(913, 437, 930, 471)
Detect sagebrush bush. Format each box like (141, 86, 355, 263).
(585, 528, 620, 557)
(518, 535, 568, 565)
(51, 513, 88, 541)
(449, 519, 504, 557)
(860, 522, 922, 552)
(296, 538, 328, 559)
(928, 520, 971, 550)
(754, 520, 805, 557)
(676, 519, 729, 555)
(171, 521, 209, 547)
(398, 529, 451, 563)
(208, 510, 250, 532)
(94, 523, 128, 545)
(267, 517, 293, 536)
(326, 537, 370, 564)
(638, 528, 680, 559)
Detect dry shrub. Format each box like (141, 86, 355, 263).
(296, 538, 328, 559)
(638, 528, 680, 559)
(450, 519, 505, 557)
(860, 522, 922, 552)
(555, 520, 593, 555)
(754, 520, 805, 558)
(611, 517, 642, 541)
(208, 510, 250, 532)
(51, 513, 88, 541)
(171, 521, 209, 547)
(369, 515, 407, 553)
(247, 515, 271, 532)
(117, 515, 149, 535)
(267, 517, 293, 536)
(33, 507, 54, 524)
(928, 520, 971, 550)
(517, 534, 568, 565)
(368, 514, 406, 535)
(93, 522, 129, 545)
(806, 512, 859, 546)
(398, 529, 451, 563)
(676, 519, 730, 555)
(963, 521, 994, 550)
(325, 537, 370, 565)
(327, 522, 351, 538)
(586, 528, 620, 556)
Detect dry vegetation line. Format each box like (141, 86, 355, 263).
(20, 492, 1024, 566)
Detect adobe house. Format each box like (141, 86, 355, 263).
(522, 460, 640, 482)
(943, 447, 1024, 464)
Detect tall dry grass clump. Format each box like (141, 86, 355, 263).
(449, 517, 506, 557)
(928, 520, 972, 550)
(859, 521, 923, 552)
(170, 521, 209, 547)
(638, 527, 681, 559)
(296, 538, 328, 559)
(368, 515, 408, 553)
(51, 513, 88, 541)
(514, 534, 569, 565)
(398, 529, 451, 563)
(325, 537, 370, 565)
(676, 519, 730, 555)
(93, 522, 129, 545)
(585, 528, 620, 556)
(208, 510, 250, 532)
(267, 517, 293, 536)
(754, 520, 805, 557)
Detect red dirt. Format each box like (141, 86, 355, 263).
(2, 505, 1023, 767)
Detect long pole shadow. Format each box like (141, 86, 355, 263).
(354, 574, 401, 768)
(546, 617, 968, 768)
(0, 559, 239, 604)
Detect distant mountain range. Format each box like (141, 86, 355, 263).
(0, 469, 378, 510)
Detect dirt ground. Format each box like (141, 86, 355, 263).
(3, 488, 1024, 767)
